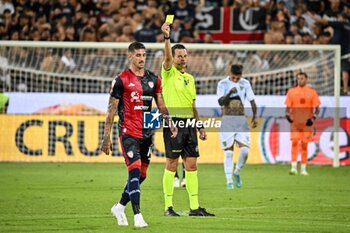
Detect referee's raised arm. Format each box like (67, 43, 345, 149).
(161, 22, 173, 70)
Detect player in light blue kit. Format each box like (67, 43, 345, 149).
(216, 64, 257, 189)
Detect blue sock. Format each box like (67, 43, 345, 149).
(128, 168, 141, 214)
(119, 176, 146, 206)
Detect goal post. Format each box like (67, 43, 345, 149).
(0, 41, 341, 166)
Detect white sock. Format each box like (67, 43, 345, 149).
(116, 202, 126, 212)
(224, 150, 233, 183)
(234, 147, 248, 175)
(291, 162, 297, 171)
(301, 164, 307, 172)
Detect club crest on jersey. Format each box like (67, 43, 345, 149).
(131, 91, 141, 102)
(127, 151, 134, 158)
(148, 81, 154, 88)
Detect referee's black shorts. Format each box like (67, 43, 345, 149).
(163, 118, 199, 159)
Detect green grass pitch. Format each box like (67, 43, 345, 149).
(0, 163, 349, 233)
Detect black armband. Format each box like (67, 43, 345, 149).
(164, 36, 170, 40)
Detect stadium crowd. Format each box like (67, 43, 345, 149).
(0, 0, 349, 44)
(0, 0, 349, 94)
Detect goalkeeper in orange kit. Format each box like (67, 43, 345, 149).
(284, 72, 320, 175)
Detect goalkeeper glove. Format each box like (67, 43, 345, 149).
(286, 115, 293, 123)
(306, 117, 315, 126)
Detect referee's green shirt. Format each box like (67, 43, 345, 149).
(161, 65, 196, 118)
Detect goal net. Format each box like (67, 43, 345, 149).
(0, 41, 341, 165)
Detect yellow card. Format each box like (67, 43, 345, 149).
(165, 15, 174, 24)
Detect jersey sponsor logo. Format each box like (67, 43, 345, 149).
(127, 151, 134, 158)
(131, 91, 141, 102)
(134, 105, 149, 110)
(148, 81, 154, 88)
(141, 96, 153, 101)
(128, 82, 135, 87)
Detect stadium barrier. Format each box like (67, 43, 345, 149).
(1, 114, 349, 164)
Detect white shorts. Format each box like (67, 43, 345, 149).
(219, 115, 250, 149)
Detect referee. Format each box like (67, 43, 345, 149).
(160, 21, 214, 217)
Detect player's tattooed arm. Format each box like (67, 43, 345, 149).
(218, 87, 237, 106)
(250, 100, 258, 128)
(101, 96, 119, 155)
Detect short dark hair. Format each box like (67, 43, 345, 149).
(171, 44, 186, 56)
(230, 64, 243, 75)
(296, 71, 308, 78)
(128, 41, 146, 53)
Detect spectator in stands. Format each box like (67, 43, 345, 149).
(74, 10, 89, 35)
(129, 12, 143, 32)
(64, 25, 77, 41)
(296, 16, 312, 35)
(284, 31, 294, 44)
(134, 18, 157, 42)
(40, 48, 58, 72)
(35, 12, 50, 34)
(169, 18, 182, 43)
(9, 29, 19, 40)
(171, 0, 195, 24)
(52, 0, 75, 24)
(180, 17, 201, 42)
(0, 0, 14, 15)
(29, 27, 41, 41)
(76, 0, 97, 16)
(60, 49, 76, 71)
(324, 0, 343, 19)
(202, 32, 214, 43)
(314, 31, 332, 44)
(116, 24, 134, 42)
(317, 12, 350, 95)
(141, 0, 158, 19)
(264, 21, 285, 44)
(80, 26, 96, 41)
(99, 30, 113, 42)
(301, 31, 313, 44)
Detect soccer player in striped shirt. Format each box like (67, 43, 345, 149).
(101, 41, 177, 228)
